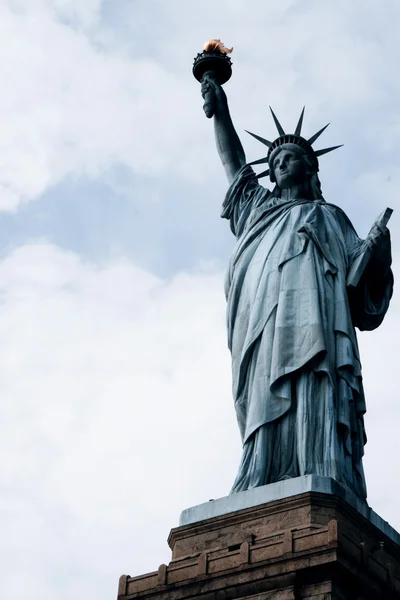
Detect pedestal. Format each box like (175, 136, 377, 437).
(117, 477, 400, 599)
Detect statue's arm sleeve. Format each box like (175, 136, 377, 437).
(221, 164, 270, 237)
(345, 221, 394, 331)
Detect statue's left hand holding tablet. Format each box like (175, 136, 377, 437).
(367, 223, 392, 277)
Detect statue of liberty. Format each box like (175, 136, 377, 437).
(199, 48, 393, 500)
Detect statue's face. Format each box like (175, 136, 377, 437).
(272, 145, 307, 189)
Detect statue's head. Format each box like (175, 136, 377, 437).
(269, 143, 322, 199)
(269, 144, 315, 189)
(245, 108, 342, 199)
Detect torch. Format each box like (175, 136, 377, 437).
(193, 40, 233, 118)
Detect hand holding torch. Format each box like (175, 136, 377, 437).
(193, 39, 233, 118)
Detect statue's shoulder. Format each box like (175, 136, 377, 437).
(223, 166, 272, 235)
(230, 164, 263, 188)
(324, 201, 354, 222)
(235, 165, 272, 201)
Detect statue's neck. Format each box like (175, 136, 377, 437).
(280, 183, 313, 201)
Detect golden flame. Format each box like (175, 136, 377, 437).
(203, 39, 233, 54)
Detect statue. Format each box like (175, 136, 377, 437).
(194, 42, 393, 500)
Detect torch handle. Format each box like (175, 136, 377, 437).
(201, 71, 218, 119)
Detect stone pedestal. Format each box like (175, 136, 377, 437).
(118, 478, 400, 599)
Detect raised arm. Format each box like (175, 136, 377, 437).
(201, 73, 246, 184)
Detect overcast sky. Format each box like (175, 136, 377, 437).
(2, 1, 400, 598)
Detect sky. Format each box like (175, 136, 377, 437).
(1, 1, 400, 598)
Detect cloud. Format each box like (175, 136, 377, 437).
(2, 1, 400, 599)
(1, 243, 399, 600)
(0, 241, 240, 599)
(0, 0, 211, 210)
(2, 0, 400, 213)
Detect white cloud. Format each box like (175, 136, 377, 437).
(0, 241, 240, 599)
(2, 1, 400, 599)
(1, 241, 399, 599)
(1, 0, 400, 211)
(0, 0, 209, 210)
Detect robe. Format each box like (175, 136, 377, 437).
(222, 165, 393, 499)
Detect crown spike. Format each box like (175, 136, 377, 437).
(247, 156, 270, 166)
(269, 107, 285, 136)
(314, 144, 343, 157)
(245, 130, 272, 147)
(294, 106, 305, 136)
(307, 123, 330, 145)
(256, 168, 270, 179)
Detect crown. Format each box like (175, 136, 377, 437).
(246, 107, 343, 180)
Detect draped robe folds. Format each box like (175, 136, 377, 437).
(222, 165, 393, 500)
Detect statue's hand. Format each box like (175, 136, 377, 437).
(366, 224, 392, 276)
(201, 73, 228, 118)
